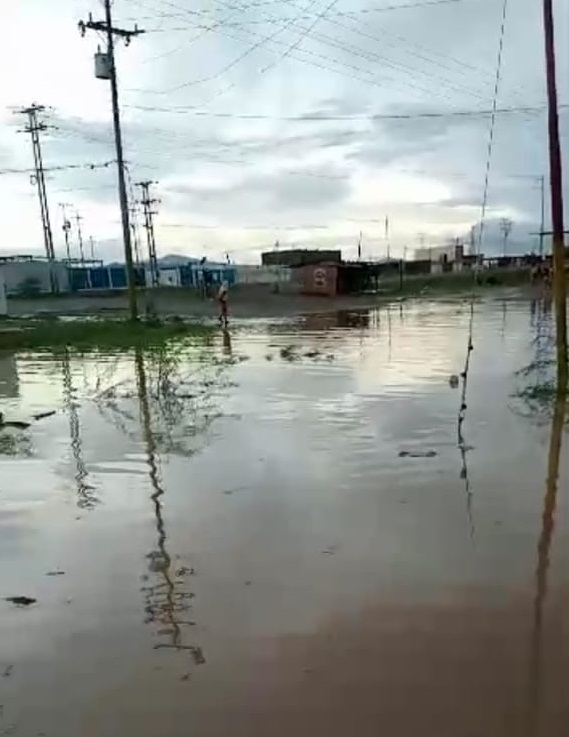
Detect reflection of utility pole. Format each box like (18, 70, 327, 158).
(134, 351, 202, 668)
(137, 180, 160, 287)
(89, 236, 96, 261)
(17, 103, 56, 291)
(527, 396, 565, 737)
(61, 349, 97, 509)
(79, 2, 144, 320)
(59, 203, 72, 261)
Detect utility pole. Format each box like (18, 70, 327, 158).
(130, 208, 142, 265)
(17, 104, 57, 291)
(79, 4, 144, 320)
(75, 211, 85, 262)
(59, 203, 72, 261)
(500, 218, 513, 257)
(542, 0, 567, 390)
(137, 180, 160, 288)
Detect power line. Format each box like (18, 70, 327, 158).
(123, 102, 566, 120)
(136, 0, 469, 29)
(258, 0, 342, 75)
(0, 160, 117, 177)
(157, 217, 406, 230)
(458, 0, 510, 499)
(145, 0, 328, 93)
(126, 0, 525, 108)
(122, 1, 514, 107)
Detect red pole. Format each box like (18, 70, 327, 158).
(542, 0, 568, 390)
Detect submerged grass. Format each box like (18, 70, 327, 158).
(0, 317, 214, 351)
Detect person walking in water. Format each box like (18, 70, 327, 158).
(218, 280, 229, 326)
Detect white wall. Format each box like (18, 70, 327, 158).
(0, 261, 70, 295)
(414, 245, 457, 263)
(235, 265, 291, 285)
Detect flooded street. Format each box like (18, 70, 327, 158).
(0, 295, 567, 737)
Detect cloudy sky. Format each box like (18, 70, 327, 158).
(0, 0, 567, 263)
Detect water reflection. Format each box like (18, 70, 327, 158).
(61, 349, 97, 509)
(135, 350, 204, 671)
(0, 354, 19, 398)
(527, 394, 566, 737)
(94, 344, 226, 457)
(512, 299, 561, 425)
(222, 327, 232, 356)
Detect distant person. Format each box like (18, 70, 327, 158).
(218, 281, 229, 326)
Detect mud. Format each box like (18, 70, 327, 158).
(0, 296, 567, 736)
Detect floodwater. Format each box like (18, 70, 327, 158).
(0, 295, 567, 737)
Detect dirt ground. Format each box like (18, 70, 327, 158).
(6, 281, 531, 320)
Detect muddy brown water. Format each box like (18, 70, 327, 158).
(0, 295, 567, 737)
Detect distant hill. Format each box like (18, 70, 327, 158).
(107, 254, 230, 268)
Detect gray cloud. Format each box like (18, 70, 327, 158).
(1, 0, 567, 260)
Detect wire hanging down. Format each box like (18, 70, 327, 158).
(457, 0, 510, 536)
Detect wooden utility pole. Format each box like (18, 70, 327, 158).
(75, 211, 85, 262)
(17, 104, 57, 291)
(59, 203, 72, 261)
(542, 0, 567, 390)
(137, 180, 160, 288)
(79, 3, 144, 320)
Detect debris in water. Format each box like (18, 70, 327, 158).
(280, 345, 298, 361)
(32, 410, 56, 422)
(265, 354, 274, 361)
(449, 374, 459, 388)
(5, 596, 36, 606)
(305, 349, 321, 359)
(0, 414, 30, 430)
(190, 646, 206, 665)
(46, 570, 65, 576)
(2, 665, 13, 678)
(398, 450, 437, 458)
(322, 545, 339, 555)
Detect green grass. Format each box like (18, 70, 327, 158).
(0, 317, 214, 351)
(379, 268, 530, 298)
